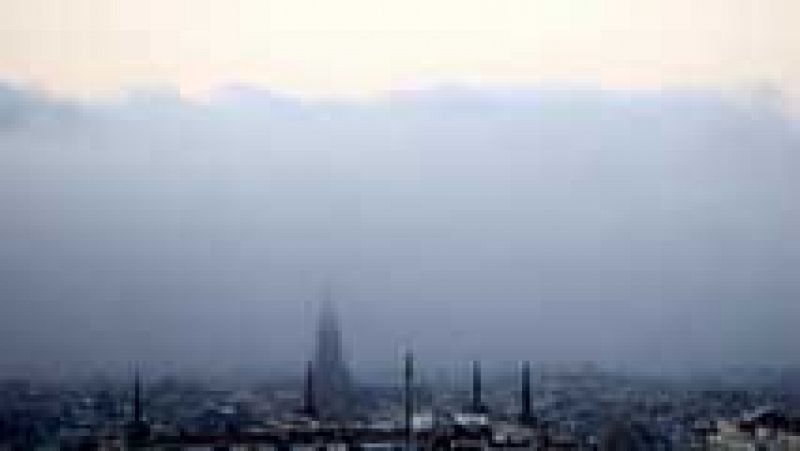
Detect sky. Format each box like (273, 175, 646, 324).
(1, 0, 799, 101)
(1, 84, 798, 374)
(0, 1, 799, 375)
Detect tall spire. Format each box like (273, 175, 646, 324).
(312, 284, 353, 420)
(316, 285, 342, 362)
(315, 285, 344, 373)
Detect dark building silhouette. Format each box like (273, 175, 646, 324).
(126, 367, 149, 448)
(133, 369, 141, 425)
(519, 361, 534, 424)
(470, 360, 488, 414)
(403, 349, 414, 449)
(598, 421, 653, 451)
(301, 360, 317, 418)
(312, 291, 353, 421)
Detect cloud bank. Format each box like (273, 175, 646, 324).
(0, 82, 798, 374)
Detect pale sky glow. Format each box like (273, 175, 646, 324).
(1, 0, 799, 99)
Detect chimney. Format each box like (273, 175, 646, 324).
(303, 360, 316, 418)
(404, 349, 414, 450)
(519, 361, 533, 423)
(471, 360, 486, 414)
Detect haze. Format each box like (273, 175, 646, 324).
(1, 0, 799, 376)
(0, 83, 798, 374)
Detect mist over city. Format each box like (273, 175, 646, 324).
(2, 82, 798, 375)
(2, 1, 800, 449)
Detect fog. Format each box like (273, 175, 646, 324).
(1, 82, 798, 375)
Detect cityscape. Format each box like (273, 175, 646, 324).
(3, 1, 800, 450)
(1, 296, 798, 450)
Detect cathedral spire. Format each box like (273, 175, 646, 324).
(312, 284, 353, 421)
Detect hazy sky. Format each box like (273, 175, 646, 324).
(1, 83, 798, 373)
(1, 1, 799, 375)
(1, 0, 799, 100)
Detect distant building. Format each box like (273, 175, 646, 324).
(312, 291, 355, 421)
(598, 421, 663, 451)
(125, 367, 150, 448)
(709, 407, 800, 450)
(469, 360, 489, 414)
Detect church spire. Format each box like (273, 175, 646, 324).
(312, 284, 353, 420)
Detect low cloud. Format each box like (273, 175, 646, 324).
(0, 82, 798, 374)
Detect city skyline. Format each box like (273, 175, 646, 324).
(2, 1, 798, 448)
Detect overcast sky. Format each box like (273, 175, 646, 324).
(1, 0, 799, 103)
(1, 1, 799, 375)
(0, 83, 798, 374)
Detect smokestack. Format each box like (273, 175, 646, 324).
(133, 366, 142, 424)
(519, 361, 532, 423)
(303, 360, 316, 418)
(471, 360, 485, 413)
(404, 348, 414, 450)
(126, 365, 150, 448)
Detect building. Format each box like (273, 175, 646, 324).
(311, 292, 354, 422)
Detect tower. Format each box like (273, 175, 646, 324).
(403, 349, 414, 450)
(126, 366, 149, 448)
(519, 361, 533, 424)
(302, 360, 317, 418)
(312, 288, 353, 420)
(133, 367, 142, 425)
(470, 360, 488, 414)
